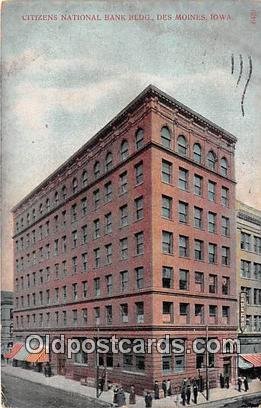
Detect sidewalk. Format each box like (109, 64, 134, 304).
(2, 363, 261, 407)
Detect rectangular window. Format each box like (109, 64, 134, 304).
(93, 219, 100, 239)
(240, 260, 251, 278)
(208, 243, 217, 264)
(120, 238, 128, 260)
(179, 168, 188, 190)
(82, 253, 88, 272)
(62, 260, 67, 277)
(120, 270, 128, 292)
(174, 354, 185, 373)
(135, 232, 144, 255)
(209, 274, 217, 293)
(106, 305, 112, 324)
(208, 181, 216, 201)
(194, 239, 204, 260)
(106, 275, 112, 295)
(93, 189, 100, 209)
(194, 207, 203, 229)
(63, 311, 67, 326)
(71, 204, 77, 222)
(162, 195, 172, 219)
(55, 287, 59, 303)
(179, 235, 189, 257)
(195, 304, 204, 321)
(222, 306, 230, 318)
(121, 303, 128, 323)
(135, 196, 144, 220)
(179, 201, 188, 223)
(163, 302, 173, 322)
(253, 289, 261, 305)
(222, 246, 230, 266)
(72, 283, 78, 301)
(72, 310, 77, 325)
(120, 205, 128, 227)
(162, 231, 173, 254)
(82, 281, 87, 298)
(208, 212, 216, 233)
(180, 303, 189, 315)
(104, 181, 112, 202)
(221, 187, 229, 207)
(105, 212, 112, 234)
(72, 230, 77, 248)
(119, 171, 128, 194)
(94, 307, 100, 325)
(81, 225, 87, 244)
(162, 160, 172, 184)
(94, 248, 100, 268)
(136, 302, 144, 323)
(72, 256, 77, 273)
(135, 162, 143, 185)
(241, 232, 251, 251)
(136, 267, 144, 289)
(94, 278, 100, 297)
(222, 217, 230, 236)
(105, 244, 112, 265)
(254, 237, 261, 254)
(179, 269, 189, 290)
(254, 263, 261, 280)
(209, 305, 217, 317)
(222, 277, 230, 295)
(162, 266, 173, 288)
(82, 308, 88, 324)
(81, 198, 87, 216)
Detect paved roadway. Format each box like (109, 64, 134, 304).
(2, 373, 110, 408)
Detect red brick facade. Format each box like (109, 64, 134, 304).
(12, 85, 238, 393)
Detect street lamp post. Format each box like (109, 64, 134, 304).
(205, 325, 209, 401)
(96, 324, 100, 398)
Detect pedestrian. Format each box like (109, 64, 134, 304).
(225, 375, 229, 389)
(153, 380, 159, 399)
(162, 379, 167, 398)
(186, 383, 191, 405)
(243, 377, 249, 392)
(193, 382, 198, 404)
(219, 373, 225, 389)
(145, 391, 153, 407)
(181, 385, 186, 406)
(117, 387, 126, 407)
(199, 375, 203, 392)
(129, 385, 136, 404)
(166, 378, 171, 396)
(113, 385, 119, 406)
(238, 376, 242, 392)
(43, 364, 47, 376)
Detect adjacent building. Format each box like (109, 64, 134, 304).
(237, 201, 261, 353)
(12, 85, 238, 391)
(1, 291, 14, 356)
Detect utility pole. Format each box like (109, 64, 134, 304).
(96, 325, 100, 398)
(205, 325, 209, 401)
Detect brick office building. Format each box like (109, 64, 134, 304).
(12, 85, 238, 391)
(236, 201, 261, 355)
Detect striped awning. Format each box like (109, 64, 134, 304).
(4, 343, 23, 359)
(26, 349, 49, 363)
(14, 345, 30, 361)
(240, 354, 261, 368)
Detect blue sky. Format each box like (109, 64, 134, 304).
(2, 0, 261, 290)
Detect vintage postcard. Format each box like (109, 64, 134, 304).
(1, 1, 261, 407)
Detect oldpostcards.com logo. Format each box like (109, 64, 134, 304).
(25, 335, 240, 359)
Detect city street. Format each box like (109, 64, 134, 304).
(2, 373, 110, 408)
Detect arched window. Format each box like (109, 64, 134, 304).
(207, 151, 216, 170)
(161, 126, 171, 148)
(32, 208, 36, 221)
(26, 213, 30, 225)
(221, 157, 228, 177)
(62, 186, 67, 200)
(120, 140, 129, 161)
(105, 152, 113, 172)
(135, 129, 144, 150)
(177, 135, 188, 156)
(94, 161, 100, 179)
(46, 198, 50, 211)
(193, 143, 202, 163)
(82, 170, 88, 187)
(39, 203, 43, 215)
(72, 177, 78, 193)
(54, 191, 59, 205)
